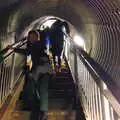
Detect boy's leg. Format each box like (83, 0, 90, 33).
(30, 108, 40, 120)
(38, 111, 47, 120)
(37, 73, 51, 119)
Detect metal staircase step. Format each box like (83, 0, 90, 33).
(48, 110, 76, 120)
(49, 89, 73, 92)
(49, 85, 75, 89)
(55, 73, 72, 77)
(50, 80, 74, 84)
(11, 111, 31, 120)
(11, 110, 76, 120)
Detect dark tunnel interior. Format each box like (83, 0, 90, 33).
(0, 0, 120, 119)
(0, 0, 120, 89)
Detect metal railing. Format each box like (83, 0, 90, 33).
(64, 34, 120, 120)
(1, 31, 120, 120)
(0, 38, 27, 106)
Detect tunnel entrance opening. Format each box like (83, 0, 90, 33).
(20, 16, 86, 52)
(40, 19, 57, 30)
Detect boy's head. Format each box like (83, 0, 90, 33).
(28, 30, 40, 42)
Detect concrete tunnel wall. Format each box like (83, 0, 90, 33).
(0, 0, 120, 91)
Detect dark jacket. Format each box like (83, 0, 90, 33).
(14, 40, 49, 67)
(50, 21, 70, 56)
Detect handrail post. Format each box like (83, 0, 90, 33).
(10, 53, 15, 92)
(74, 48, 79, 101)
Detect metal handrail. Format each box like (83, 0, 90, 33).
(0, 37, 27, 62)
(65, 33, 120, 116)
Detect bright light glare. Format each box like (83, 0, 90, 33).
(73, 35, 85, 47)
(62, 26, 66, 33)
(103, 96, 111, 120)
(103, 82, 108, 90)
(43, 20, 56, 28)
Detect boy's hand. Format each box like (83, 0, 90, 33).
(7, 45, 14, 50)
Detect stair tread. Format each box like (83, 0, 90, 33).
(49, 86, 74, 89)
(11, 111, 31, 120)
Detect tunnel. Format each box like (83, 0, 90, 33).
(0, 0, 120, 120)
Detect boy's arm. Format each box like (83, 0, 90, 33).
(7, 45, 30, 55)
(14, 47, 28, 55)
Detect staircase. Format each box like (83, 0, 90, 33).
(48, 69, 77, 120)
(9, 67, 85, 120)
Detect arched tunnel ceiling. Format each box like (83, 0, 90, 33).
(0, 0, 120, 90)
(0, 0, 95, 33)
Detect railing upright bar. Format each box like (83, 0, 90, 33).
(10, 53, 15, 91)
(0, 63, 5, 103)
(64, 34, 120, 120)
(3, 66, 7, 99)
